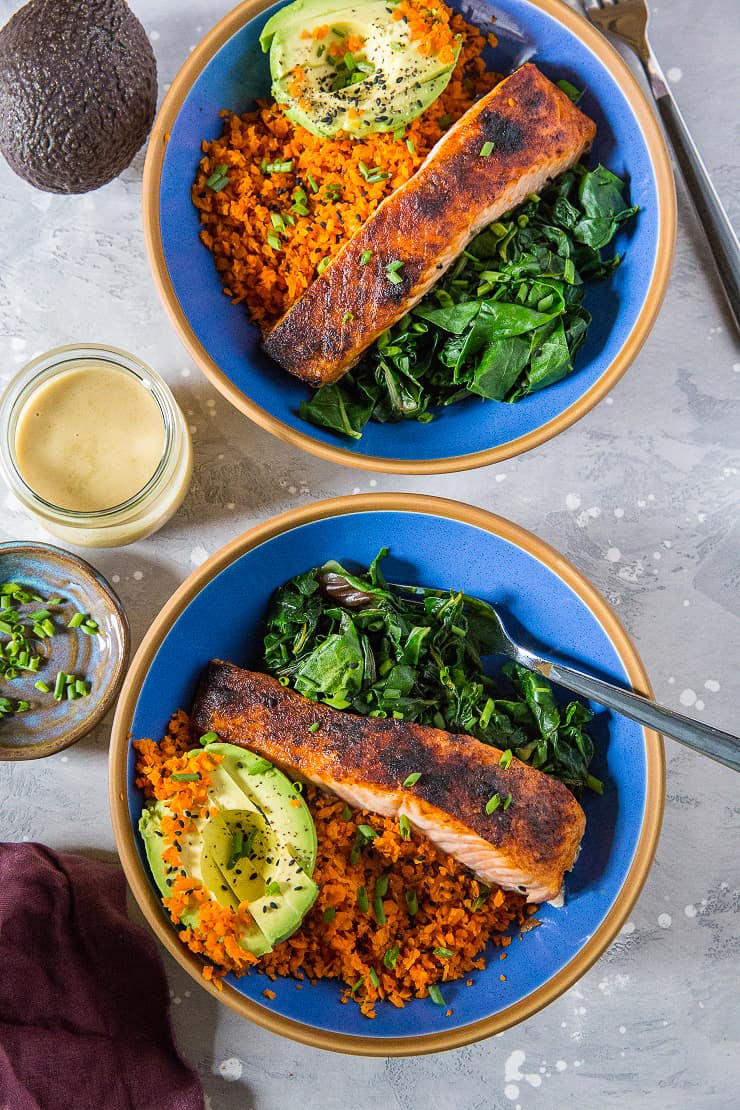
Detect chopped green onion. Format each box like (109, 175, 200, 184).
(556, 78, 582, 102)
(68, 612, 85, 628)
(41, 618, 55, 637)
(171, 772, 201, 783)
(402, 772, 421, 787)
(398, 814, 411, 840)
(264, 160, 293, 173)
(433, 946, 453, 958)
(226, 829, 244, 869)
(199, 731, 219, 746)
(357, 824, 378, 840)
(386, 259, 404, 274)
(53, 671, 67, 701)
(309, 721, 320, 733)
(357, 885, 369, 913)
(479, 141, 495, 157)
(74, 679, 89, 697)
(247, 757, 272, 775)
(375, 874, 389, 898)
(405, 889, 418, 916)
(499, 749, 513, 770)
(373, 896, 386, 925)
(267, 231, 283, 251)
(307, 173, 319, 193)
(342, 804, 353, 821)
(350, 976, 365, 994)
(406, 138, 415, 153)
(428, 983, 446, 1007)
(292, 781, 303, 794)
(485, 793, 501, 814)
(341, 311, 354, 323)
(317, 256, 331, 274)
(586, 774, 604, 794)
(206, 164, 230, 190)
(383, 944, 400, 969)
(368, 967, 379, 988)
(322, 907, 336, 923)
(265, 881, 281, 896)
(439, 113, 454, 129)
(34, 680, 50, 693)
(360, 249, 373, 266)
(479, 697, 495, 729)
(503, 793, 513, 811)
(270, 212, 286, 233)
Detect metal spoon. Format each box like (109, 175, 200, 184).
(320, 572, 740, 773)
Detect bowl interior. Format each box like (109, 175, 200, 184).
(125, 508, 653, 1042)
(157, 0, 664, 466)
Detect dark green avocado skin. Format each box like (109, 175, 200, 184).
(0, 0, 157, 193)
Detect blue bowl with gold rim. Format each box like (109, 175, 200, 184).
(110, 496, 664, 1054)
(143, 0, 675, 474)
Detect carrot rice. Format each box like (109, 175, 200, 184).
(192, 5, 500, 332)
(135, 711, 536, 1015)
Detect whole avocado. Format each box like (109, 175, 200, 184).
(0, 0, 157, 193)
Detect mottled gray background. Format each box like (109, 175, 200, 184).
(0, 0, 738, 1107)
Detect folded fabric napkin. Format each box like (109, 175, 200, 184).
(0, 843, 205, 1110)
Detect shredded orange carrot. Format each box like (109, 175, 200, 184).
(192, 6, 500, 331)
(135, 712, 533, 1016)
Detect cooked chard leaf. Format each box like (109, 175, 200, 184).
(299, 162, 638, 440)
(263, 551, 599, 794)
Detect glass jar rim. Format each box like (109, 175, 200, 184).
(0, 343, 179, 523)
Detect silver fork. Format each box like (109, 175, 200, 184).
(320, 571, 740, 772)
(580, 0, 740, 330)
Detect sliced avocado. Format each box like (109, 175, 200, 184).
(137, 742, 320, 958)
(204, 742, 317, 874)
(260, 0, 461, 138)
(139, 800, 274, 956)
(0, 0, 157, 193)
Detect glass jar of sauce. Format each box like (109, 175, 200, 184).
(0, 344, 192, 548)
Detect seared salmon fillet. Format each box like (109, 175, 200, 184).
(192, 663, 586, 903)
(262, 63, 596, 387)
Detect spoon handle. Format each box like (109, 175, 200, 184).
(530, 658, 740, 773)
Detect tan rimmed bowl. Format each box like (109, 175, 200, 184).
(109, 494, 664, 1054)
(142, 0, 675, 474)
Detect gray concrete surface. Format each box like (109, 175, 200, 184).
(0, 1, 738, 1107)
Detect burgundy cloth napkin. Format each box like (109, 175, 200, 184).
(0, 843, 205, 1110)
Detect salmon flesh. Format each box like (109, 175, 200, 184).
(262, 63, 596, 387)
(192, 663, 586, 903)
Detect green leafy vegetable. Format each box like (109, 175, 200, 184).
(299, 163, 638, 438)
(262, 551, 599, 794)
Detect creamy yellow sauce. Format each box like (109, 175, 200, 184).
(14, 362, 166, 512)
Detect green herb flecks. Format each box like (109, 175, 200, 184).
(206, 164, 230, 191)
(299, 163, 639, 439)
(428, 983, 446, 1006)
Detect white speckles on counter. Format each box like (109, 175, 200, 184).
(214, 1058, 243, 1082)
(667, 66, 683, 82)
(189, 545, 209, 567)
(605, 547, 621, 562)
(658, 914, 673, 929)
(680, 688, 697, 706)
(565, 492, 581, 511)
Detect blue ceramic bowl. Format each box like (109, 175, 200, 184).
(110, 496, 664, 1054)
(143, 0, 675, 473)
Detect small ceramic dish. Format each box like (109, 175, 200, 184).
(109, 495, 664, 1055)
(0, 542, 129, 761)
(143, 0, 676, 474)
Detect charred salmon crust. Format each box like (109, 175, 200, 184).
(191, 662, 586, 902)
(262, 63, 596, 387)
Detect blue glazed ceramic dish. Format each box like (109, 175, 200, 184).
(143, 0, 675, 473)
(109, 496, 664, 1053)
